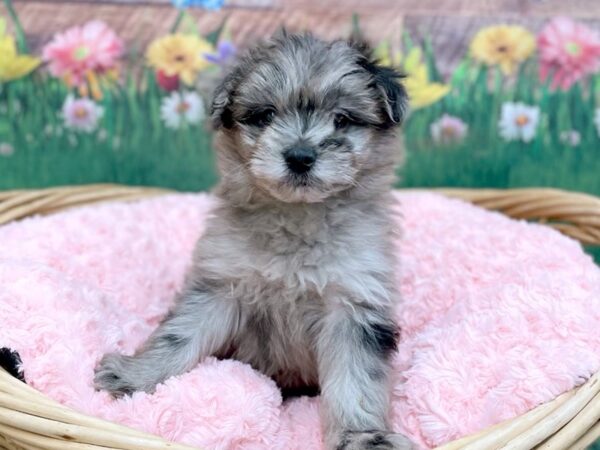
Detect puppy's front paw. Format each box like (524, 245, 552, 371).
(386, 433, 415, 450)
(93, 353, 140, 398)
(336, 431, 414, 450)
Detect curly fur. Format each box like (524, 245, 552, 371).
(95, 32, 412, 450)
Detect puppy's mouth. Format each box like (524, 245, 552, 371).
(286, 172, 313, 188)
(251, 172, 328, 203)
(277, 173, 327, 202)
(249, 156, 350, 203)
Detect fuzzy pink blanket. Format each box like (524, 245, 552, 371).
(1, 192, 599, 449)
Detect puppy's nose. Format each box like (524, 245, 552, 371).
(284, 147, 317, 175)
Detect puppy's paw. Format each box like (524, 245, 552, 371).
(93, 353, 140, 398)
(336, 430, 414, 450)
(386, 433, 415, 450)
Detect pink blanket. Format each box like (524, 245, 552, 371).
(0, 192, 599, 449)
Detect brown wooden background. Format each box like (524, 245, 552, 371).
(3, 0, 600, 74)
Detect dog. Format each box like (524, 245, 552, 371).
(95, 31, 413, 450)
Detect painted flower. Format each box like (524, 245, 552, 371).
(430, 114, 468, 145)
(42, 21, 123, 88)
(373, 41, 397, 68)
(172, 0, 224, 9)
(0, 143, 14, 156)
(403, 48, 451, 109)
(147, 34, 213, 85)
(203, 41, 236, 66)
(156, 70, 180, 92)
(376, 43, 450, 110)
(160, 91, 205, 129)
(470, 25, 535, 75)
(498, 102, 540, 142)
(559, 130, 581, 147)
(0, 34, 41, 82)
(538, 17, 600, 90)
(62, 95, 104, 133)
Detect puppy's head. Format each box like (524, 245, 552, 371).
(211, 32, 407, 204)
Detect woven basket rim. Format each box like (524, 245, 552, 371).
(0, 183, 598, 450)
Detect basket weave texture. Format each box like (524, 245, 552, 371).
(0, 184, 599, 450)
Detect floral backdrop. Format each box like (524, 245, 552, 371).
(0, 1, 599, 445)
(1, 0, 600, 261)
(2, 1, 600, 191)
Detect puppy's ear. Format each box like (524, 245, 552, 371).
(211, 74, 235, 130)
(350, 39, 408, 128)
(369, 63, 408, 127)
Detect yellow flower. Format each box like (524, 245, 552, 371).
(0, 35, 41, 82)
(470, 25, 535, 75)
(376, 43, 450, 110)
(402, 48, 450, 109)
(374, 41, 396, 68)
(146, 34, 214, 85)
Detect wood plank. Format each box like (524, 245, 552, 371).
(1, 3, 403, 54)
(280, 0, 600, 17)
(24, 0, 277, 8)
(12, 0, 600, 16)
(2, 0, 600, 77)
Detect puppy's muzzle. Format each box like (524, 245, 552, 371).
(284, 146, 317, 175)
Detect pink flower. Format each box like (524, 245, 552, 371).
(430, 114, 468, 145)
(538, 17, 600, 90)
(43, 21, 123, 87)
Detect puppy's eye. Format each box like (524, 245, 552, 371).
(241, 108, 276, 128)
(334, 113, 350, 130)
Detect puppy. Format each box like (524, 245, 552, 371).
(95, 32, 412, 450)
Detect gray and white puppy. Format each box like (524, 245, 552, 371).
(95, 32, 413, 450)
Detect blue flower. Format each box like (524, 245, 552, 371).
(172, 0, 224, 10)
(203, 41, 236, 65)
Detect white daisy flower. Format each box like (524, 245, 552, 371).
(62, 95, 104, 133)
(160, 91, 205, 129)
(430, 114, 468, 145)
(498, 102, 540, 143)
(559, 130, 581, 147)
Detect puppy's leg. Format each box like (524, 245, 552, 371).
(317, 307, 413, 450)
(94, 286, 240, 397)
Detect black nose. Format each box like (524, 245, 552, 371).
(283, 147, 317, 175)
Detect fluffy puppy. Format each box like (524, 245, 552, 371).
(95, 32, 413, 450)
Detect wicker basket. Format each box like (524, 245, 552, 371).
(0, 184, 599, 450)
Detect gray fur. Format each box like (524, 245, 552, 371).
(94, 32, 413, 450)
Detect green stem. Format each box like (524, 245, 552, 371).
(170, 10, 185, 33)
(3, 0, 28, 53)
(351, 13, 360, 38)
